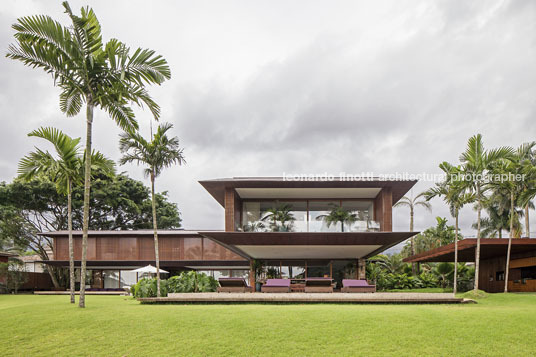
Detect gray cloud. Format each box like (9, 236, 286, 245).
(1, 0, 535, 236)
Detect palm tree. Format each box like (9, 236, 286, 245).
(458, 134, 514, 292)
(261, 202, 296, 232)
(7, 2, 170, 308)
(315, 204, 357, 232)
(475, 193, 517, 238)
(18, 127, 114, 303)
(394, 191, 432, 275)
(489, 152, 527, 292)
(426, 162, 475, 294)
(515, 142, 536, 237)
(119, 122, 185, 297)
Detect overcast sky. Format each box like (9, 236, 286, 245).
(1, 0, 535, 237)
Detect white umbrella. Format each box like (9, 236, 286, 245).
(131, 265, 168, 274)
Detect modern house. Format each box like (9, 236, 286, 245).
(41, 177, 418, 290)
(404, 238, 536, 293)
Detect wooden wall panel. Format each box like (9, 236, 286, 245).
(87, 238, 97, 260)
(374, 188, 392, 232)
(118, 238, 137, 260)
(159, 237, 173, 261)
(53, 235, 243, 262)
(99, 237, 119, 260)
(183, 238, 203, 260)
(55, 238, 68, 260)
(224, 188, 241, 232)
(138, 237, 155, 261)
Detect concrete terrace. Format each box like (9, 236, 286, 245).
(138, 292, 471, 304)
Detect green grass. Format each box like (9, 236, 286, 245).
(1, 293, 535, 356)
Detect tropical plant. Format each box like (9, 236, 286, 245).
(488, 152, 527, 292)
(474, 192, 522, 238)
(167, 271, 218, 293)
(433, 262, 454, 289)
(375, 254, 405, 274)
(458, 134, 514, 292)
(315, 204, 357, 232)
(18, 127, 114, 303)
(425, 161, 474, 294)
(119, 123, 185, 297)
(394, 190, 432, 274)
(261, 202, 296, 232)
(515, 142, 536, 237)
(131, 277, 168, 298)
(7, 1, 171, 307)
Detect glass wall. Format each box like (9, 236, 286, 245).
(341, 201, 377, 232)
(242, 200, 377, 232)
(308, 201, 340, 232)
(103, 270, 120, 289)
(306, 261, 330, 278)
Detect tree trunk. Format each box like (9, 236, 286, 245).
(454, 208, 459, 295)
(151, 172, 161, 298)
(504, 190, 515, 293)
(410, 207, 416, 275)
(525, 204, 530, 238)
(474, 184, 482, 292)
(79, 101, 93, 308)
(68, 179, 75, 304)
(47, 266, 61, 288)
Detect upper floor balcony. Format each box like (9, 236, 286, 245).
(241, 200, 380, 233)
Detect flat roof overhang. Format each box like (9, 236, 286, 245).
(40, 260, 249, 268)
(403, 238, 536, 263)
(38, 230, 204, 238)
(199, 177, 417, 207)
(200, 232, 418, 260)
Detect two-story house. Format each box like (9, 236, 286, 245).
(42, 177, 418, 290)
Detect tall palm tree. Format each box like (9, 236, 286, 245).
(119, 122, 185, 297)
(18, 127, 114, 303)
(7, 2, 170, 307)
(426, 162, 475, 294)
(458, 134, 514, 292)
(394, 191, 432, 275)
(489, 151, 527, 292)
(515, 142, 536, 237)
(315, 204, 357, 232)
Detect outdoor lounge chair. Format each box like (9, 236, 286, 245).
(261, 279, 291, 293)
(341, 279, 376, 293)
(304, 277, 333, 293)
(217, 277, 250, 293)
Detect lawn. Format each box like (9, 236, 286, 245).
(1, 293, 535, 356)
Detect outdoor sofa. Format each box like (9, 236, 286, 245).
(304, 277, 333, 293)
(341, 279, 376, 293)
(217, 277, 250, 293)
(261, 279, 291, 293)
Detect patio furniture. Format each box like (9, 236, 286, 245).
(217, 277, 250, 293)
(261, 279, 291, 293)
(304, 277, 333, 293)
(341, 279, 376, 293)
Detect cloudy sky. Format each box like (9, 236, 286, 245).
(1, 0, 535, 237)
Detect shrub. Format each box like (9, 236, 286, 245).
(416, 272, 438, 288)
(131, 278, 168, 298)
(167, 271, 218, 293)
